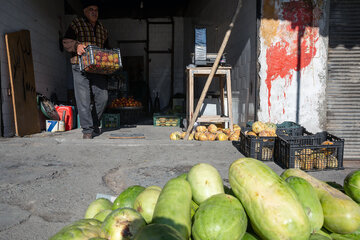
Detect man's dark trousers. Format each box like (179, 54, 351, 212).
(72, 65, 108, 134)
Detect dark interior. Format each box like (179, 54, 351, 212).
(65, 0, 191, 19)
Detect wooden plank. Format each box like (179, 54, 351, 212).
(226, 70, 234, 131)
(109, 137, 145, 139)
(187, 67, 232, 76)
(189, 70, 194, 123)
(197, 116, 230, 123)
(109, 133, 145, 139)
(186, 70, 190, 124)
(5, 30, 40, 136)
(219, 76, 225, 116)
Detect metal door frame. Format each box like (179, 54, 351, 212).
(146, 18, 175, 110)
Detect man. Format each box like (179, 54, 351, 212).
(63, 0, 109, 139)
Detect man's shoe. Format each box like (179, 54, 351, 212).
(93, 127, 102, 137)
(83, 133, 93, 139)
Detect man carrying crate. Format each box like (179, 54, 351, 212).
(63, 0, 110, 139)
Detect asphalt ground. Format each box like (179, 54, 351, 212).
(0, 125, 358, 239)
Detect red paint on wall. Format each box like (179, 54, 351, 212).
(264, 1, 320, 117)
(265, 41, 294, 112)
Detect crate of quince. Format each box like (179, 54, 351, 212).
(275, 131, 344, 171)
(154, 114, 181, 127)
(235, 121, 307, 161)
(170, 124, 241, 141)
(79, 45, 122, 75)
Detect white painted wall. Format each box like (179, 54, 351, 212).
(0, 0, 67, 137)
(257, 1, 328, 133)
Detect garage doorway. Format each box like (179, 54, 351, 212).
(327, 0, 360, 160)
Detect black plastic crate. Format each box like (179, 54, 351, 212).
(275, 132, 344, 171)
(101, 113, 120, 129)
(277, 121, 301, 129)
(234, 126, 309, 161)
(277, 125, 305, 137)
(277, 122, 302, 136)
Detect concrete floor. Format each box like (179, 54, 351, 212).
(0, 125, 358, 239)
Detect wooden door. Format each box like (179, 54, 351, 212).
(5, 30, 40, 136)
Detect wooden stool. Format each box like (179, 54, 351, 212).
(186, 66, 233, 131)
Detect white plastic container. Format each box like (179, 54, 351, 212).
(46, 120, 59, 132)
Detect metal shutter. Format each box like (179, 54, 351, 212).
(327, 0, 360, 160)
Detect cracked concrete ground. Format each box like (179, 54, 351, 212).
(0, 125, 358, 239)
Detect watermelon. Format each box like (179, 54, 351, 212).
(281, 169, 360, 234)
(242, 232, 260, 240)
(331, 227, 360, 239)
(177, 173, 188, 180)
(112, 185, 145, 210)
(315, 229, 332, 239)
(93, 209, 112, 222)
(309, 233, 332, 240)
(133, 186, 161, 223)
(330, 231, 360, 240)
(326, 182, 344, 193)
(192, 193, 247, 240)
(187, 163, 224, 204)
(84, 198, 112, 219)
(344, 170, 360, 203)
(285, 176, 324, 232)
(229, 158, 311, 240)
(191, 200, 199, 219)
(133, 223, 183, 240)
(100, 208, 146, 239)
(152, 177, 192, 240)
(146, 185, 162, 191)
(49, 219, 102, 240)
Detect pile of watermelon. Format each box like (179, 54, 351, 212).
(50, 158, 360, 240)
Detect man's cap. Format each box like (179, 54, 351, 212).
(82, 0, 101, 9)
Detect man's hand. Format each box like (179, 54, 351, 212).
(77, 44, 86, 55)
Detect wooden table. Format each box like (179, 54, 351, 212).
(186, 66, 233, 130)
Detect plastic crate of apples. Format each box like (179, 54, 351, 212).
(109, 97, 142, 109)
(79, 45, 122, 75)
